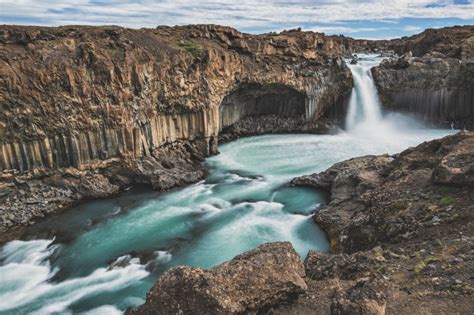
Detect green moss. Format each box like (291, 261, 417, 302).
(388, 201, 406, 212)
(465, 35, 474, 44)
(415, 256, 435, 273)
(176, 39, 203, 58)
(435, 239, 444, 248)
(440, 196, 456, 207)
(330, 237, 340, 253)
(438, 185, 457, 194)
(373, 246, 383, 258)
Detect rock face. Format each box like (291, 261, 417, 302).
(0, 24, 354, 232)
(386, 26, 474, 59)
(285, 132, 474, 314)
(130, 242, 307, 315)
(0, 142, 206, 234)
(291, 154, 391, 253)
(371, 26, 474, 128)
(2, 24, 471, 232)
(0, 25, 353, 172)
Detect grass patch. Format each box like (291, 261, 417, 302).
(438, 185, 457, 194)
(440, 196, 456, 207)
(465, 35, 474, 44)
(177, 39, 203, 58)
(330, 238, 340, 253)
(415, 256, 435, 273)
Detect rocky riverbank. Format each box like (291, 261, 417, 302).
(289, 131, 473, 313)
(1, 22, 473, 313)
(0, 140, 207, 239)
(132, 132, 474, 314)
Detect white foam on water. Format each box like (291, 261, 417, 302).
(0, 239, 149, 314)
(83, 305, 123, 315)
(154, 250, 172, 264)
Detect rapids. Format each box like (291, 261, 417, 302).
(0, 55, 456, 314)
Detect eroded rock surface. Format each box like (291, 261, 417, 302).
(130, 242, 307, 315)
(372, 26, 474, 128)
(286, 132, 474, 314)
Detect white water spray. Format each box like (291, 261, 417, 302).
(345, 55, 384, 130)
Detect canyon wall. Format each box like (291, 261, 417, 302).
(0, 25, 353, 231)
(0, 25, 352, 174)
(372, 26, 474, 128)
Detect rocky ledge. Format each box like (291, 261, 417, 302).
(133, 132, 473, 314)
(288, 131, 474, 313)
(372, 26, 474, 128)
(2, 24, 473, 235)
(129, 242, 307, 315)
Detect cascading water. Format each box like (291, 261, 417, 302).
(345, 56, 383, 130)
(0, 55, 456, 314)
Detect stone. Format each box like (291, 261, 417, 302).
(432, 135, 474, 186)
(372, 26, 474, 129)
(331, 278, 387, 315)
(130, 242, 307, 314)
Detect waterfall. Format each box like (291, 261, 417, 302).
(345, 55, 384, 131)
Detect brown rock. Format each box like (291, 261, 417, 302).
(432, 133, 474, 186)
(130, 242, 307, 314)
(331, 277, 387, 315)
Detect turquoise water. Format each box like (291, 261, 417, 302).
(0, 55, 457, 314)
(0, 130, 455, 314)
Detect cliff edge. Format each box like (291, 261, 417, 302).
(372, 26, 474, 128)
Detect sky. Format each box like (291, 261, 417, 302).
(0, 1, 473, 39)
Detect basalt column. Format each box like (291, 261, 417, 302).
(0, 108, 219, 173)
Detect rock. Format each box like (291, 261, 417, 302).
(283, 131, 474, 313)
(350, 54, 358, 64)
(304, 250, 380, 281)
(331, 278, 387, 315)
(292, 154, 391, 252)
(372, 26, 474, 128)
(130, 242, 307, 314)
(0, 183, 14, 197)
(432, 135, 474, 186)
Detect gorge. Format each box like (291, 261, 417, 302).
(0, 24, 473, 314)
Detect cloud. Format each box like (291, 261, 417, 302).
(306, 26, 390, 34)
(0, 0, 473, 37)
(403, 25, 424, 32)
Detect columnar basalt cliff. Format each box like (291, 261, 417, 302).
(372, 26, 474, 128)
(0, 25, 353, 232)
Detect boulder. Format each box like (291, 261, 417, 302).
(130, 242, 307, 314)
(432, 133, 474, 186)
